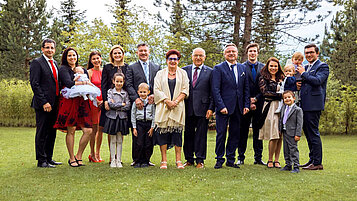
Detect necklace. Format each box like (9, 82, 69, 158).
(168, 71, 176, 76)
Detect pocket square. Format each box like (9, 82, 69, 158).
(241, 72, 245, 76)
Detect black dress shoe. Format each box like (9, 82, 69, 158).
(280, 165, 292, 171)
(214, 162, 223, 169)
(134, 163, 141, 168)
(226, 162, 240, 168)
(141, 163, 149, 168)
(254, 160, 267, 165)
(48, 160, 62, 165)
(236, 160, 244, 165)
(299, 161, 312, 167)
(291, 167, 300, 173)
(37, 161, 56, 168)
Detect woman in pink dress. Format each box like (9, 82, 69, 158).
(87, 51, 104, 163)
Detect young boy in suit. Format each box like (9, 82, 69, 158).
(131, 83, 155, 168)
(279, 90, 303, 173)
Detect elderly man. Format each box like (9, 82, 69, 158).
(211, 44, 250, 169)
(182, 48, 214, 168)
(297, 43, 329, 170)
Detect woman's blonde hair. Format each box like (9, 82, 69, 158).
(109, 45, 125, 66)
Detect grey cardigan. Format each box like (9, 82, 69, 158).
(105, 88, 131, 120)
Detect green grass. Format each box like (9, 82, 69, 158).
(0, 127, 356, 201)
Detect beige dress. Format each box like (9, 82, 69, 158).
(258, 77, 282, 140)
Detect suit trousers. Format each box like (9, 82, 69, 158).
(183, 115, 208, 164)
(283, 131, 299, 168)
(238, 109, 263, 161)
(303, 111, 323, 165)
(35, 105, 58, 163)
(134, 120, 154, 164)
(215, 107, 242, 164)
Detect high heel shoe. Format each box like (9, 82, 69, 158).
(88, 155, 98, 163)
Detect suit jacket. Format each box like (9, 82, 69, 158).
(127, 61, 160, 102)
(300, 59, 329, 111)
(279, 104, 303, 137)
(242, 61, 264, 100)
(183, 64, 214, 117)
(211, 61, 250, 115)
(30, 55, 59, 109)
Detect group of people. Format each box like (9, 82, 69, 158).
(30, 38, 329, 172)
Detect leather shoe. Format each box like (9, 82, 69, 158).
(226, 162, 240, 168)
(303, 164, 323, 170)
(291, 167, 300, 173)
(183, 161, 194, 167)
(196, 163, 204, 168)
(37, 161, 56, 168)
(236, 160, 244, 165)
(214, 162, 223, 169)
(254, 160, 267, 165)
(299, 161, 312, 167)
(134, 163, 141, 168)
(148, 161, 155, 166)
(48, 160, 62, 165)
(141, 163, 149, 168)
(280, 165, 292, 171)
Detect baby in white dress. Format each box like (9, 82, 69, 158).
(61, 67, 101, 106)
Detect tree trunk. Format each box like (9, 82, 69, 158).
(241, 0, 253, 62)
(232, 0, 242, 47)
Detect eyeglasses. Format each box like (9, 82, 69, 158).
(168, 58, 179, 61)
(193, 54, 205, 58)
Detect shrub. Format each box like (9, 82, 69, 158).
(0, 79, 35, 127)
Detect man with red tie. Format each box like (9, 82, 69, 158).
(30, 39, 62, 168)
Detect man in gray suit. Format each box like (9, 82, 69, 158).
(279, 90, 303, 173)
(127, 43, 160, 166)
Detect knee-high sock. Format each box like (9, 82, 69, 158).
(110, 135, 117, 162)
(116, 132, 123, 162)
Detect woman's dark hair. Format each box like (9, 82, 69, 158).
(61, 47, 79, 67)
(166, 49, 181, 60)
(112, 73, 125, 81)
(260, 57, 284, 81)
(87, 51, 102, 70)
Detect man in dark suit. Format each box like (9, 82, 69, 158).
(297, 43, 329, 170)
(182, 48, 214, 169)
(30, 38, 61, 168)
(211, 43, 250, 169)
(127, 43, 160, 167)
(237, 43, 266, 165)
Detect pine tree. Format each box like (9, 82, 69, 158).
(0, 0, 50, 79)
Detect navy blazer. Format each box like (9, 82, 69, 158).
(183, 64, 214, 117)
(126, 61, 160, 102)
(211, 61, 250, 115)
(300, 60, 329, 111)
(30, 55, 59, 109)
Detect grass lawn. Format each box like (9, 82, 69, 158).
(0, 127, 356, 200)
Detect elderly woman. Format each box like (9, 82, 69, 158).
(258, 57, 284, 168)
(100, 45, 129, 163)
(87, 51, 104, 163)
(54, 47, 93, 167)
(153, 49, 189, 169)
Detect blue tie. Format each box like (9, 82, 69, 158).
(231, 64, 237, 83)
(143, 62, 149, 83)
(251, 64, 256, 82)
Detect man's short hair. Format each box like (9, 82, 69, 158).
(304, 43, 319, 54)
(292, 52, 304, 60)
(138, 82, 150, 91)
(137, 43, 149, 49)
(283, 90, 295, 98)
(245, 43, 259, 54)
(224, 43, 237, 52)
(42, 38, 56, 48)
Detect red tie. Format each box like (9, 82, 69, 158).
(49, 60, 59, 96)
